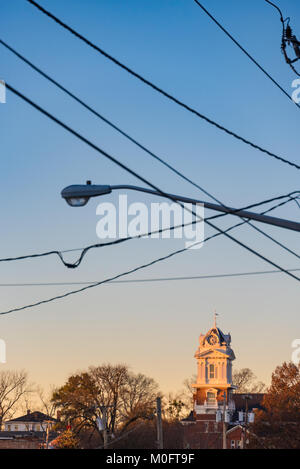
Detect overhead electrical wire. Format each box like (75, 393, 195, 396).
(25, 0, 300, 171)
(265, 0, 300, 77)
(1, 267, 300, 287)
(0, 191, 298, 268)
(1, 39, 300, 266)
(0, 2, 297, 316)
(2, 211, 300, 316)
(0, 37, 225, 205)
(2, 95, 299, 317)
(192, 0, 300, 107)
(5, 83, 300, 286)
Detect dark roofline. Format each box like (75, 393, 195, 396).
(180, 411, 196, 422)
(6, 411, 57, 423)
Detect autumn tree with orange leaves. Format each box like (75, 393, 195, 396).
(249, 362, 300, 449)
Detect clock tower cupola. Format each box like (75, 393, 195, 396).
(192, 314, 236, 416)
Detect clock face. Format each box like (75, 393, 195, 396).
(207, 334, 217, 345)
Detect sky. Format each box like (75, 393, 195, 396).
(0, 0, 300, 398)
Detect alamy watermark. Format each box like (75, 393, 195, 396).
(96, 195, 204, 249)
(0, 339, 6, 363)
(0, 80, 6, 103)
(291, 79, 300, 103)
(291, 339, 300, 365)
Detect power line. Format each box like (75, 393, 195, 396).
(6, 83, 300, 284)
(0, 192, 298, 268)
(26, 0, 300, 171)
(2, 216, 300, 316)
(265, 0, 300, 77)
(1, 267, 300, 287)
(2, 39, 299, 263)
(192, 0, 300, 108)
(0, 38, 223, 205)
(0, 218, 202, 269)
(5, 80, 300, 276)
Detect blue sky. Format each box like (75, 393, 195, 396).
(0, 0, 300, 393)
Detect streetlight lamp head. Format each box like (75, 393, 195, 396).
(65, 196, 90, 207)
(61, 184, 112, 207)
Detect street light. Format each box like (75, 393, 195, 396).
(60, 182, 300, 233)
(61, 181, 112, 207)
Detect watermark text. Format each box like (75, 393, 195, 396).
(96, 195, 204, 249)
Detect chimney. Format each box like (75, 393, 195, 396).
(27, 409, 31, 415)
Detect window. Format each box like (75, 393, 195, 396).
(200, 362, 204, 380)
(231, 440, 235, 449)
(14, 425, 19, 431)
(36, 425, 40, 431)
(209, 364, 214, 379)
(7, 425, 11, 431)
(237, 440, 242, 449)
(25, 424, 29, 431)
(207, 391, 216, 405)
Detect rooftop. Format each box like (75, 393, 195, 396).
(6, 411, 57, 424)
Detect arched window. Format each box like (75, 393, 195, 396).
(209, 364, 215, 379)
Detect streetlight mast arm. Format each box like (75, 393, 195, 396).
(110, 185, 300, 233)
(61, 183, 300, 233)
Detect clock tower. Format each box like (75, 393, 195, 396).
(192, 314, 236, 416)
(182, 316, 260, 449)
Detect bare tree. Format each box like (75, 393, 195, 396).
(90, 363, 129, 434)
(182, 374, 197, 409)
(52, 363, 160, 442)
(0, 370, 31, 427)
(163, 392, 187, 421)
(36, 386, 57, 417)
(119, 373, 158, 430)
(233, 368, 266, 393)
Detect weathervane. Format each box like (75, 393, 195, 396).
(213, 311, 219, 328)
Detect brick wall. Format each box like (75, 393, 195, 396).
(182, 419, 243, 450)
(0, 439, 41, 449)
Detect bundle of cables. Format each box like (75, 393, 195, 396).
(266, 0, 300, 77)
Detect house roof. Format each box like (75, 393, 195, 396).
(6, 411, 57, 423)
(226, 424, 243, 435)
(181, 411, 196, 422)
(232, 393, 265, 411)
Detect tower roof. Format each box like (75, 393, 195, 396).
(195, 317, 234, 360)
(199, 326, 231, 347)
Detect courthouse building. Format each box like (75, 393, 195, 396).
(181, 316, 264, 449)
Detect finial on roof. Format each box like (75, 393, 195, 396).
(213, 311, 219, 328)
